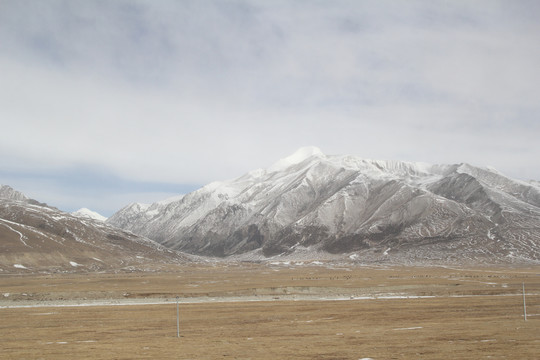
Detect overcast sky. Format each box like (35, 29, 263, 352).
(1, 0, 539, 216)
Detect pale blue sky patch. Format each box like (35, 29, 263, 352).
(0, 166, 199, 216)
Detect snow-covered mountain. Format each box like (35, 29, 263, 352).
(0, 186, 189, 273)
(71, 207, 107, 222)
(0, 184, 50, 207)
(107, 147, 540, 264)
(0, 184, 28, 201)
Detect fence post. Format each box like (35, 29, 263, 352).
(522, 283, 527, 321)
(176, 296, 180, 337)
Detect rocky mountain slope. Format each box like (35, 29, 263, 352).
(0, 185, 189, 273)
(107, 147, 540, 264)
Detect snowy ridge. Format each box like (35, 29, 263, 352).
(107, 148, 540, 264)
(0, 185, 29, 201)
(71, 208, 107, 222)
(268, 146, 325, 172)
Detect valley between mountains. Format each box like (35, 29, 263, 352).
(2, 149, 540, 359)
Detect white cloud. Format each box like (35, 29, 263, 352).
(1, 0, 539, 213)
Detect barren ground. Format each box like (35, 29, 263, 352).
(1, 263, 539, 359)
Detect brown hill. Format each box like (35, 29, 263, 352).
(0, 187, 190, 274)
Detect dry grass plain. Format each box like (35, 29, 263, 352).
(1, 263, 539, 359)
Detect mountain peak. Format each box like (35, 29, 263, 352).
(0, 184, 29, 201)
(71, 208, 107, 221)
(269, 146, 324, 172)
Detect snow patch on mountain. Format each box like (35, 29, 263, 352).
(71, 208, 107, 222)
(268, 146, 324, 172)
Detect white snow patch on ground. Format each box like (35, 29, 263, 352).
(31, 312, 57, 316)
(393, 326, 423, 331)
(69, 261, 81, 267)
(13, 264, 28, 269)
(270, 261, 286, 265)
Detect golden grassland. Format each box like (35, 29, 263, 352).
(1, 263, 539, 359)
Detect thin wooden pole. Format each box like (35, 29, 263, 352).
(176, 296, 180, 337)
(522, 283, 527, 322)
